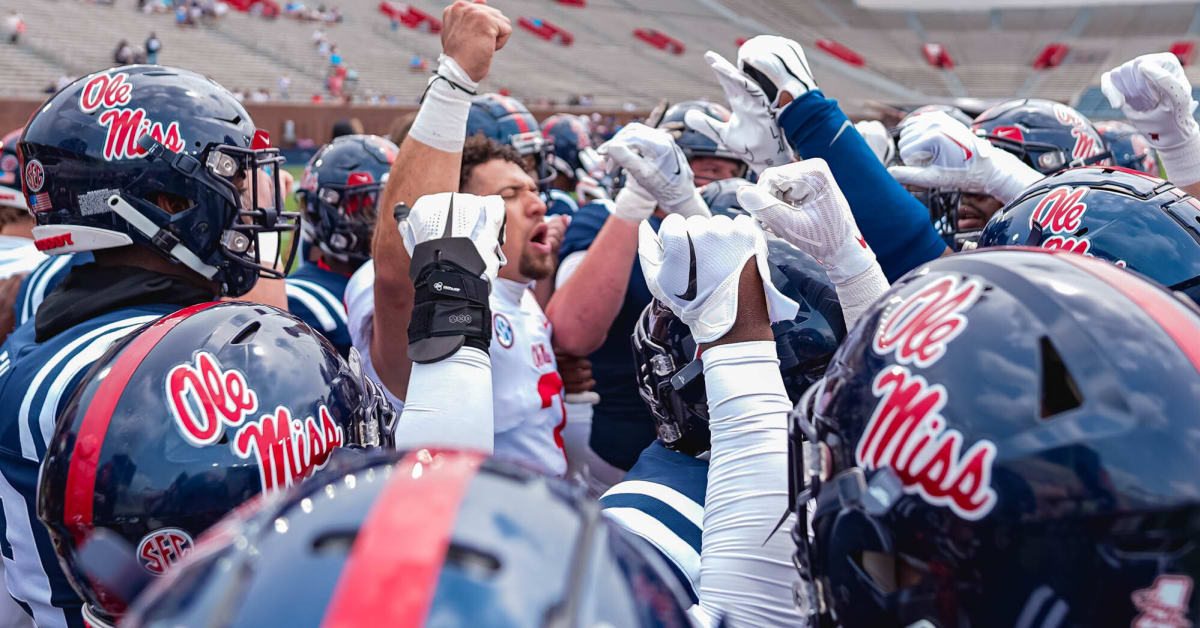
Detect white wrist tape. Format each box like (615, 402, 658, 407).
(832, 261, 889, 330)
(1158, 135, 1200, 187)
(407, 55, 480, 153)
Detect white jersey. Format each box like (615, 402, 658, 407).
(345, 262, 568, 477)
(0, 236, 44, 279)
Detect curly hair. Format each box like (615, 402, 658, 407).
(460, 134, 528, 192)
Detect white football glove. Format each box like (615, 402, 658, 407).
(736, 35, 818, 114)
(638, 214, 798, 343)
(855, 120, 896, 165)
(736, 159, 875, 284)
(398, 192, 507, 284)
(598, 123, 709, 220)
(1101, 53, 1200, 185)
(886, 111, 1043, 204)
(685, 51, 794, 176)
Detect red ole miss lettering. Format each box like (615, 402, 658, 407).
(873, 276, 983, 369)
(80, 71, 185, 160)
(858, 367, 998, 520)
(865, 275, 998, 521)
(1028, 186, 1128, 267)
(166, 351, 343, 493)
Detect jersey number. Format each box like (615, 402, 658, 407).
(536, 372, 568, 455)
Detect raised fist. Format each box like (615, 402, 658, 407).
(440, 0, 512, 83)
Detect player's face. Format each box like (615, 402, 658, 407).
(464, 159, 552, 282)
(690, 156, 742, 186)
(958, 193, 1004, 231)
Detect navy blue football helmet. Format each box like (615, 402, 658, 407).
(0, 127, 25, 211)
(123, 449, 695, 627)
(467, 93, 553, 185)
(972, 98, 1110, 174)
(541, 113, 602, 183)
(977, 165, 1200, 305)
(296, 134, 397, 267)
(1095, 119, 1158, 174)
(658, 101, 749, 181)
(789, 247, 1200, 627)
(38, 302, 395, 627)
(632, 236, 846, 456)
(700, 177, 751, 217)
(18, 65, 298, 297)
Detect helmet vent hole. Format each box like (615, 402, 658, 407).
(1039, 337, 1083, 418)
(1073, 227, 1088, 237)
(444, 543, 501, 578)
(311, 531, 357, 555)
(231, 322, 261, 345)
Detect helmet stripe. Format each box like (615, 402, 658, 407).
(320, 449, 485, 628)
(1053, 251, 1200, 374)
(61, 301, 221, 546)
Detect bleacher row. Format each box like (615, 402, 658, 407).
(2, 0, 1200, 118)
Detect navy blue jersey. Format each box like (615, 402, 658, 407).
(560, 202, 660, 470)
(0, 303, 178, 628)
(286, 263, 351, 357)
(544, 188, 579, 217)
(600, 441, 707, 603)
(14, 253, 92, 328)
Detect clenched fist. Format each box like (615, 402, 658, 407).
(440, 1, 512, 83)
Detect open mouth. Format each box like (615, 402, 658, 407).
(528, 221, 551, 255)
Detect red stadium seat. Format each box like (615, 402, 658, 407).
(634, 28, 685, 55)
(381, 2, 442, 33)
(1033, 43, 1069, 70)
(815, 39, 864, 67)
(518, 17, 574, 46)
(555, 0, 586, 5)
(1172, 41, 1196, 67)
(922, 43, 954, 69)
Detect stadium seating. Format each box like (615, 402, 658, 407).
(6, 0, 1200, 120)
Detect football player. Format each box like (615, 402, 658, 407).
(347, 3, 577, 476)
(37, 302, 394, 628)
(0, 127, 41, 345)
(0, 65, 297, 627)
(1094, 119, 1158, 174)
(657, 101, 751, 185)
(289, 134, 398, 357)
(790, 246, 1200, 626)
(541, 112, 608, 207)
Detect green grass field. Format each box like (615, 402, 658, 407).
(282, 164, 306, 274)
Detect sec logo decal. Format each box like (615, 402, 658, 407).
(494, 313, 514, 348)
(24, 159, 44, 193)
(137, 527, 194, 575)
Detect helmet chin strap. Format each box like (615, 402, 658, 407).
(106, 194, 220, 280)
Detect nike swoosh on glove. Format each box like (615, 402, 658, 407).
(398, 192, 507, 283)
(685, 50, 794, 176)
(638, 214, 798, 343)
(598, 122, 709, 219)
(1102, 52, 1200, 185)
(736, 158, 876, 284)
(736, 35, 818, 114)
(887, 111, 1043, 204)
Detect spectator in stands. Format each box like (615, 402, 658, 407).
(312, 26, 325, 46)
(278, 74, 291, 100)
(145, 32, 161, 64)
(250, 88, 270, 103)
(5, 11, 23, 45)
(330, 45, 342, 67)
(175, 4, 189, 26)
(311, 92, 323, 104)
(113, 39, 133, 65)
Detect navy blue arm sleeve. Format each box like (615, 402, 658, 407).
(778, 91, 947, 281)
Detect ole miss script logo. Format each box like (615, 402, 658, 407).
(79, 71, 185, 160)
(1027, 186, 1127, 267)
(165, 351, 344, 493)
(865, 276, 998, 520)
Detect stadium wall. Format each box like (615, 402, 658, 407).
(0, 99, 647, 148)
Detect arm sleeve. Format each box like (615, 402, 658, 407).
(778, 91, 946, 282)
(394, 346, 494, 453)
(693, 341, 804, 627)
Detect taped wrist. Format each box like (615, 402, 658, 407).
(407, 237, 492, 364)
